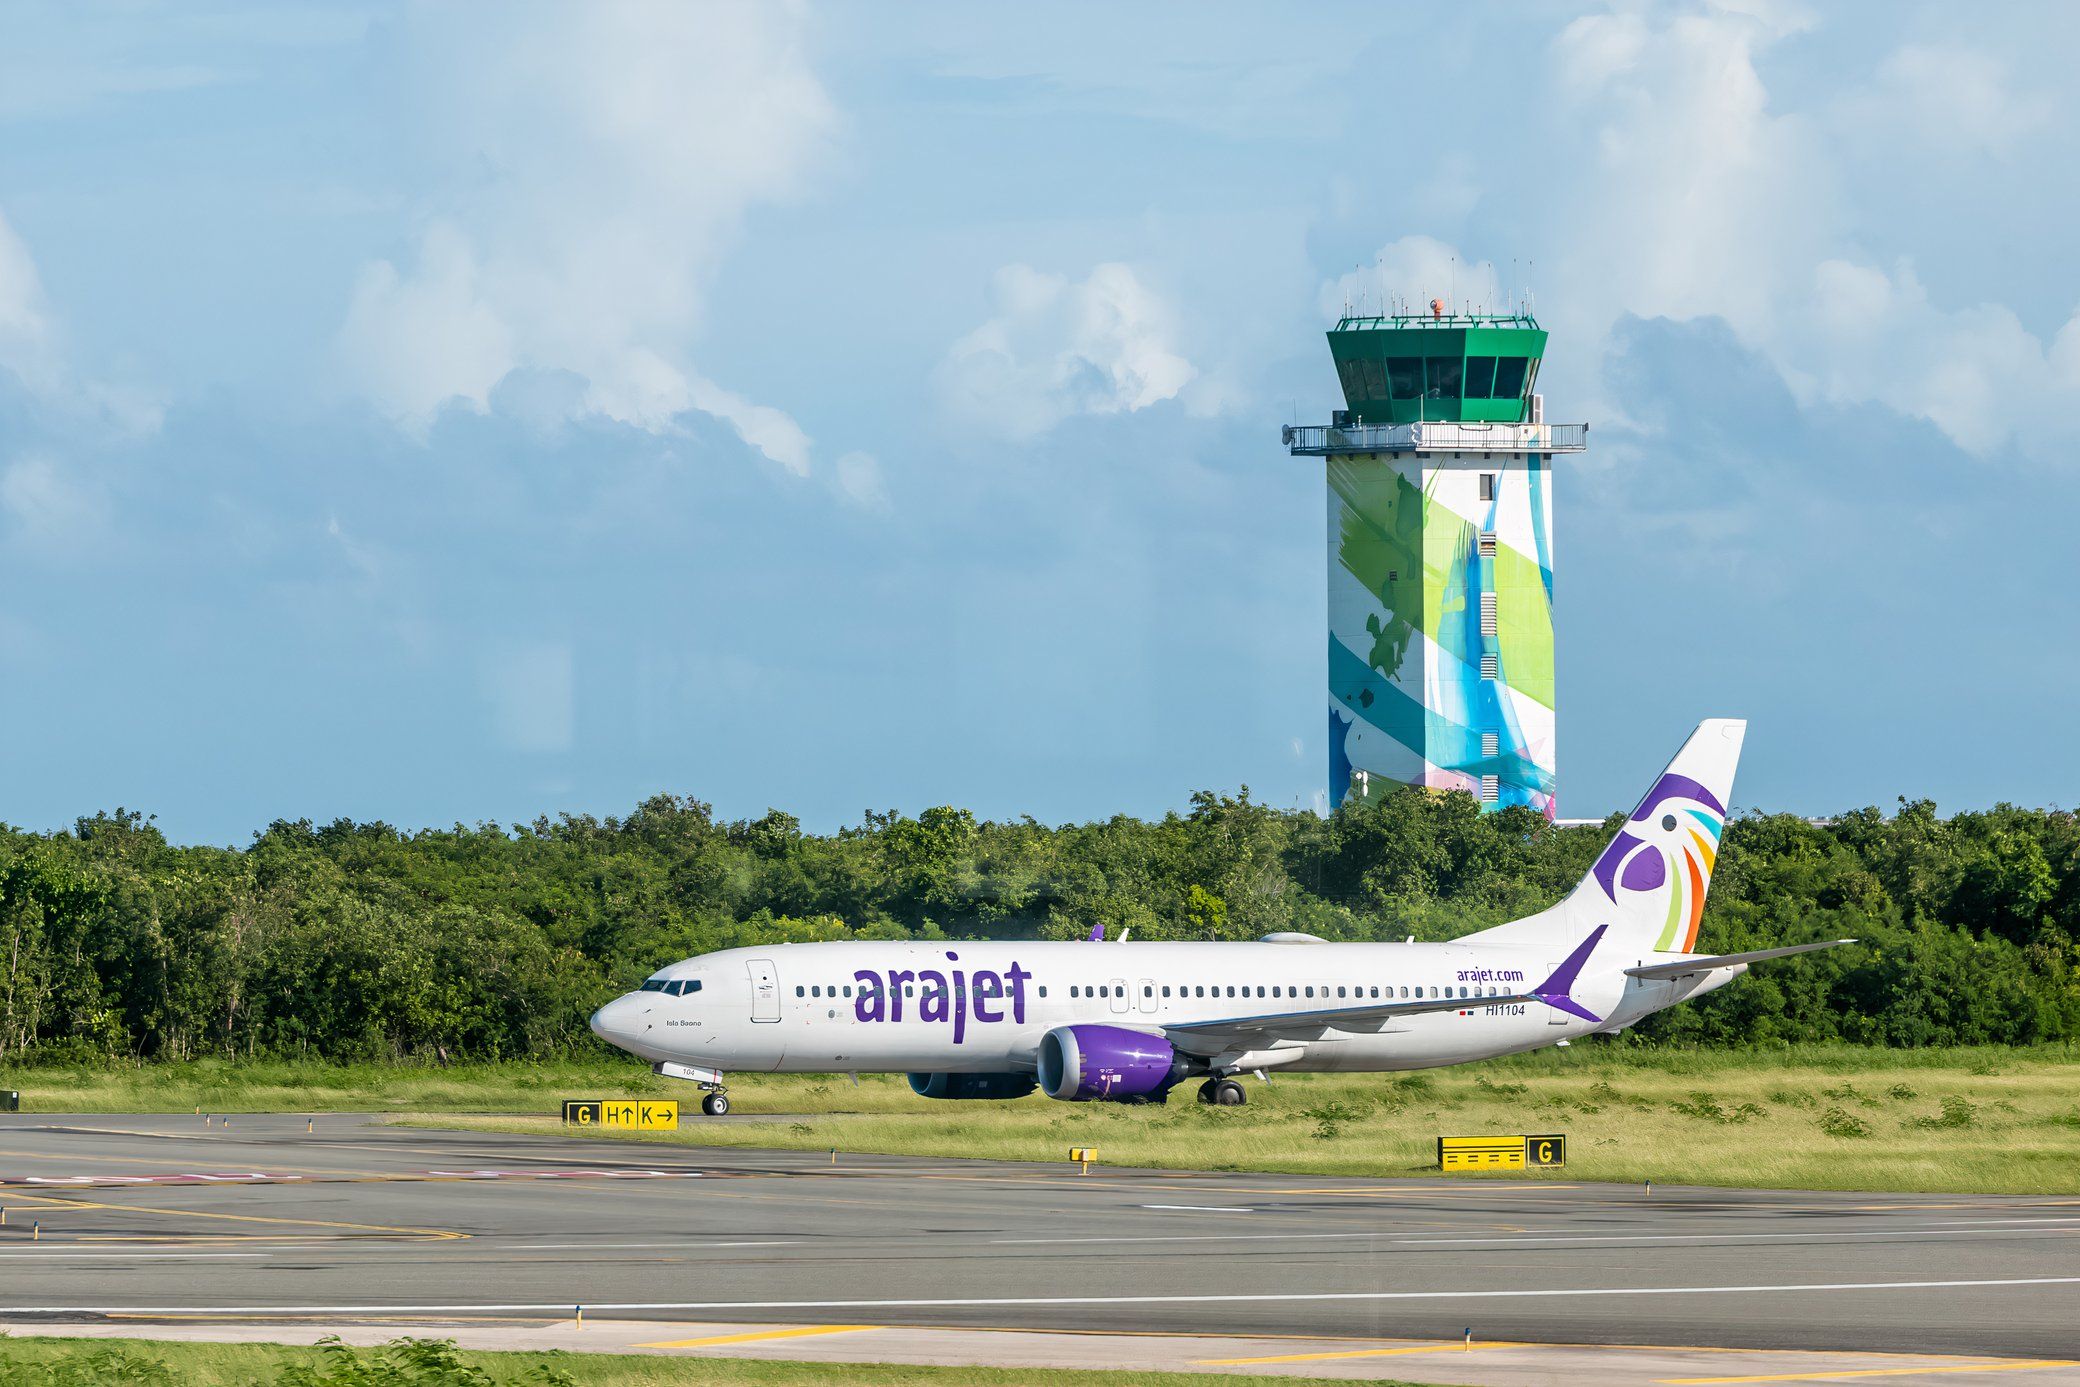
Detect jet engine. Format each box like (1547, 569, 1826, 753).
(1037, 1024, 1189, 1103)
(906, 1072, 1038, 1101)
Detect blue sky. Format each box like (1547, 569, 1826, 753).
(1, 0, 2076, 843)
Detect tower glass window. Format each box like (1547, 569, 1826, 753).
(1492, 356, 1529, 399)
(1360, 358, 1389, 401)
(1424, 357, 1462, 399)
(1387, 358, 1421, 399)
(1463, 356, 1497, 398)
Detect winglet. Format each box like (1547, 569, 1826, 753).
(1532, 924, 1607, 1023)
(1087, 923, 1105, 942)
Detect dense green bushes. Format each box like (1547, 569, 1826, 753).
(0, 789, 2073, 1061)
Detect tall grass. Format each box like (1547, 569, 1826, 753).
(0, 1335, 1420, 1387)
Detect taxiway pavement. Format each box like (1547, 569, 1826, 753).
(0, 1114, 2074, 1367)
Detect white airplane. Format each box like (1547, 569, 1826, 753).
(591, 719, 1851, 1115)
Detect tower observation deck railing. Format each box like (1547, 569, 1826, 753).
(1283, 420, 1587, 456)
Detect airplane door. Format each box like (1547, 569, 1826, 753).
(1108, 977, 1129, 1015)
(747, 958, 781, 1023)
(1137, 978, 1158, 1014)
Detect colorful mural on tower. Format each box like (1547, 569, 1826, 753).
(1326, 450, 1557, 817)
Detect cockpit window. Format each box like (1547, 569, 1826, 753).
(639, 979, 669, 992)
(670, 980, 701, 996)
(641, 978, 703, 995)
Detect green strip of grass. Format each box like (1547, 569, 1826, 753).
(0, 1334, 1429, 1386)
(9, 1045, 2077, 1195)
(398, 1045, 2080, 1195)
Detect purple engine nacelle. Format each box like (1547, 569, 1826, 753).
(907, 1072, 1037, 1101)
(1037, 1024, 1188, 1103)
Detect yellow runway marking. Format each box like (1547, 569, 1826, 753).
(637, 1325, 880, 1349)
(1661, 1362, 2080, 1384)
(0, 1189, 464, 1241)
(1202, 1340, 1529, 1365)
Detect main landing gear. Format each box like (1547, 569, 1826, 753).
(1196, 1076, 1248, 1107)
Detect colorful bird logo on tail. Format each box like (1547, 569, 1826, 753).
(1589, 773, 1726, 952)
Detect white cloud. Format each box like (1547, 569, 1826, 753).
(0, 209, 54, 390)
(1433, 2, 2080, 462)
(1, 454, 104, 549)
(833, 450, 889, 512)
(1322, 236, 1507, 321)
(339, 1, 835, 470)
(938, 263, 1197, 440)
(339, 222, 512, 423)
(1839, 46, 2049, 159)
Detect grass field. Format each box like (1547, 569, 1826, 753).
(0, 1335, 1424, 1387)
(403, 1044, 2080, 1195)
(8, 1045, 2077, 1195)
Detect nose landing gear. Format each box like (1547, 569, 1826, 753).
(651, 1061, 732, 1117)
(1195, 1076, 1248, 1106)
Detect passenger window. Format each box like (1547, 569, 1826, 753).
(1161, 986, 1171, 998)
(1038, 986, 1048, 998)
(795, 986, 805, 997)
(1336, 987, 1347, 998)
(1257, 986, 1266, 998)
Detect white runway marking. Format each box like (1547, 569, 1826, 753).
(991, 1232, 1380, 1246)
(1397, 1217, 2080, 1247)
(10, 1273, 2080, 1316)
(506, 1241, 795, 1251)
(1138, 1205, 1256, 1213)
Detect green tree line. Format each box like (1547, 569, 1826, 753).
(1, 790, 2074, 1062)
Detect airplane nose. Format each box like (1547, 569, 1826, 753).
(589, 995, 644, 1050)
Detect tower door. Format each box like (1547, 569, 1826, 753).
(747, 958, 781, 1023)
(1108, 978, 1129, 1016)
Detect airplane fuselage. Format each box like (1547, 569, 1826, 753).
(590, 938, 1731, 1077)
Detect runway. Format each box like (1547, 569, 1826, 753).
(0, 1113, 2076, 1371)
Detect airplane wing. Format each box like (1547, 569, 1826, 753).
(1160, 924, 1611, 1056)
(1623, 939, 1855, 980)
(1162, 989, 1539, 1054)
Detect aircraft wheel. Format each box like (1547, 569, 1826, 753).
(1212, 1078, 1248, 1107)
(1195, 1078, 1222, 1105)
(701, 1092, 730, 1117)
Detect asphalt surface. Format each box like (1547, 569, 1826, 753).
(0, 1114, 2076, 1359)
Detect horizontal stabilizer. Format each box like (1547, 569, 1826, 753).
(1624, 939, 1856, 980)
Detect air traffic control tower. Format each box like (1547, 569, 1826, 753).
(1282, 306, 1586, 817)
